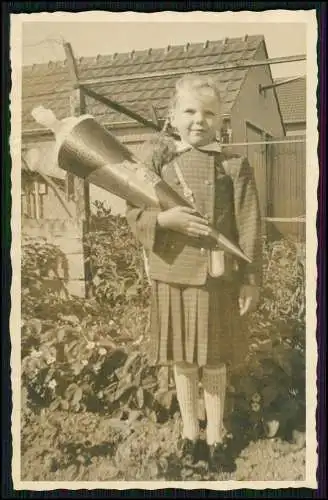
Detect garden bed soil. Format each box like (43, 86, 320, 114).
(21, 407, 306, 482)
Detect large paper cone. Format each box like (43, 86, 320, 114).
(57, 115, 137, 177)
(32, 108, 252, 264)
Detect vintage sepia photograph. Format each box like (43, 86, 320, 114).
(10, 9, 318, 491)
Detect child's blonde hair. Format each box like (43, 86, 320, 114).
(169, 73, 222, 112)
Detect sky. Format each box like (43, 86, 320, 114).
(21, 15, 308, 79)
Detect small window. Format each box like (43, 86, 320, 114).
(38, 182, 48, 195)
(22, 180, 47, 219)
(22, 184, 34, 218)
(220, 124, 233, 144)
(21, 192, 28, 217)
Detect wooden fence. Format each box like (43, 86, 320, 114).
(268, 137, 306, 242)
(246, 136, 306, 243)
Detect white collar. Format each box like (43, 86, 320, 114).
(174, 140, 222, 154)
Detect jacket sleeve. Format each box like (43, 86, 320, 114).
(125, 144, 170, 253)
(125, 205, 169, 253)
(233, 157, 263, 287)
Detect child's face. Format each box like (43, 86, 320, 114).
(170, 88, 221, 147)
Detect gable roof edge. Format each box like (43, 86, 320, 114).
(22, 35, 270, 134)
(227, 35, 263, 118)
(259, 40, 286, 136)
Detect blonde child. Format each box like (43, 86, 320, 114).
(126, 74, 262, 472)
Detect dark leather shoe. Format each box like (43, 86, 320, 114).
(208, 441, 236, 473)
(178, 438, 199, 466)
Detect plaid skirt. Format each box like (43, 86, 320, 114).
(148, 277, 247, 369)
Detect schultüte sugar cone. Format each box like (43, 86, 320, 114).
(31, 107, 252, 264)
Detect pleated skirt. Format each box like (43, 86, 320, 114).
(148, 277, 247, 369)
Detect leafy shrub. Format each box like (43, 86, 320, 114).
(21, 200, 150, 319)
(84, 222, 149, 308)
(21, 311, 176, 427)
(21, 202, 306, 440)
(22, 236, 68, 287)
(21, 202, 169, 421)
(229, 237, 306, 438)
(21, 236, 70, 318)
(87, 200, 149, 307)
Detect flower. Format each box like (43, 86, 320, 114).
(81, 359, 88, 366)
(98, 347, 107, 356)
(48, 379, 57, 389)
(251, 392, 262, 403)
(86, 341, 95, 350)
(30, 349, 42, 359)
(93, 363, 101, 374)
(46, 356, 56, 365)
(109, 320, 115, 327)
(250, 402, 261, 412)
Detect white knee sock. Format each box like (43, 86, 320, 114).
(173, 362, 199, 441)
(202, 364, 227, 446)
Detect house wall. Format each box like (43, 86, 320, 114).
(230, 41, 285, 156)
(22, 218, 86, 297)
(22, 175, 77, 220)
(21, 127, 152, 295)
(229, 42, 286, 222)
(108, 124, 157, 158)
(42, 183, 77, 219)
(285, 122, 306, 136)
(22, 138, 87, 297)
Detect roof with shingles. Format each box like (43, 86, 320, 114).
(22, 35, 265, 133)
(274, 76, 306, 124)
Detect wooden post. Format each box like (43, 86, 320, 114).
(69, 88, 90, 221)
(63, 42, 90, 222)
(33, 180, 40, 220)
(261, 131, 268, 238)
(69, 87, 93, 298)
(64, 42, 92, 298)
